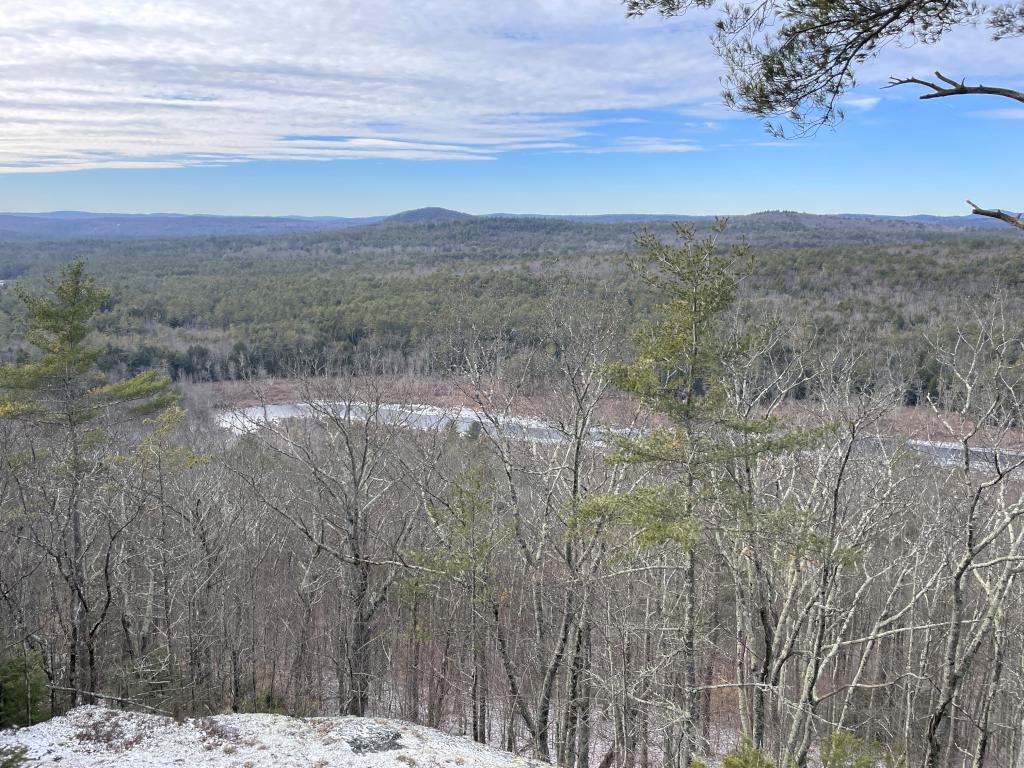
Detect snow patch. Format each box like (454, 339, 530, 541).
(0, 706, 550, 768)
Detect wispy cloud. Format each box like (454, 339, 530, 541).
(842, 96, 881, 111)
(0, 0, 722, 171)
(970, 108, 1024, 120)
(675, 102, 747, 121)
(859, 25, 1024, 86)
(1, 2, 1021, 172)
(567, 136, 702, 154)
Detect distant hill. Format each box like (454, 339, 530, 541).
(0, 205, 1019, 387)
(491, 210, 1012, 229)
(384, 207, 474, 224)
(839, 212, 1008, 230)
(0, 212, 383, 240)
(0, 207, 1013, 241)
(489, 212, 709, 224)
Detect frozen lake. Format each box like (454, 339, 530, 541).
(215, 402, 1024, 471)
(215, 401, 613, 444)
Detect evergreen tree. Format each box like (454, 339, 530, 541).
(607, 221, 799, 766)
(0, 651, 48, 728)
(0, 261, 176, 707)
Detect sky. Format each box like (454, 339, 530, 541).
(0, 0, 1021, 217)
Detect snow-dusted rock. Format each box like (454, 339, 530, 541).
(0, 706, 550, 768)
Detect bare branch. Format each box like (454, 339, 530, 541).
(966, 199, 1024, 231)
(886, 71, 1024, 104)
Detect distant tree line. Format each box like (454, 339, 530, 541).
(1, 219, 1019, 405)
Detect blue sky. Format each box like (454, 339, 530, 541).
(0, 1, 1021, 217)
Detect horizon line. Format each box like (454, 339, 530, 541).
(0, 208, 989, 220)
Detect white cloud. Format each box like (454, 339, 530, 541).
(1, 2, 1020, 172)
(858, 24, 1024, 86)
(969, 108, 1024, 119)
(0, 0, 722, 171)
(567, 136, 702, 153)
(675, 102, 747, 120)
(842, 96, 881, 111)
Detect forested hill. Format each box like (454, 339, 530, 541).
(0, 212, 1019, 385)
(0, 211, 1016, 278)
(0, 207, 1009, 242)
(0, 211, 383, 240)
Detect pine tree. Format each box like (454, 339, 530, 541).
(606, 221, 799, 766)
(0, 260, 175, 423)
(0, 260, 177, 707)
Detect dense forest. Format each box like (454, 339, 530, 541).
(3, 217, 1024, 768)
(0, 214, 1020, 400)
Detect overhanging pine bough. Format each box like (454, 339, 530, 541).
(624, 0, 1024, 230)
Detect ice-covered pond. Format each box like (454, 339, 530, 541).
(214, 402, 1024, 470)
(215, 401, 616, 444)
(905, 439, 1024, 469)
